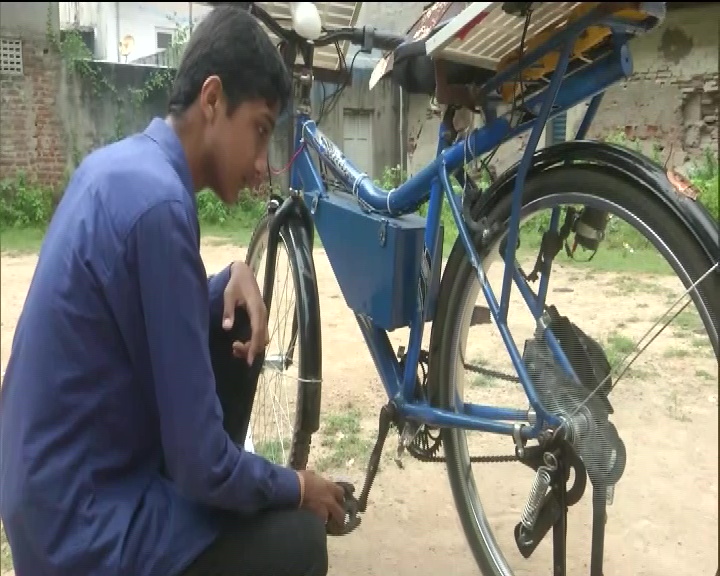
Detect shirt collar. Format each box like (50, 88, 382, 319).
(143, 117, 195, 196)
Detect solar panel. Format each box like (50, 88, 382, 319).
(424, 2, 585, 70)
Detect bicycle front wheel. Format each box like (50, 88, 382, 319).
(244, 208, 322, 470)
(432, 165, 718, 575)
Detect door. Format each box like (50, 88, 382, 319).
(343, 108, 374, 178)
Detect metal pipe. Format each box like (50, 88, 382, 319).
(115, 2, 120, 62)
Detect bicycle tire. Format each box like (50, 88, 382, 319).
(429, 165, 719, 574)
(245, 210, 323, 471)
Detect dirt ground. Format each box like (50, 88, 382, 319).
(1, 239, 717, 576)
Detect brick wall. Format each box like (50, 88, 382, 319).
(603, 72, 718, 158)
(0, 33, 68, 187)
(574, 3, 720, 167)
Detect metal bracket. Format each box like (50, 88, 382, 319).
(378, 219, 388, 247)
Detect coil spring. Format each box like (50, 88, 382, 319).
(520, 452, 558, 530)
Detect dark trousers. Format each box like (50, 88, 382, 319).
(179, 308, 328, 576)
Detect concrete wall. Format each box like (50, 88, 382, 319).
(1, 1, 59, 34)
(357, 2, 426, 35)
(406, 4, 720, 176)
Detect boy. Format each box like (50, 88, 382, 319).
(0, 6, 344, 576)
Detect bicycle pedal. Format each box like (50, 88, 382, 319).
(327, 481, 362, 537)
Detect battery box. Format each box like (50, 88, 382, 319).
(311, 192, 443, 332)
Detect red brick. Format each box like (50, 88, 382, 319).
(0, 35, 67, 188)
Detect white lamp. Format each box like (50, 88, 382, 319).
(290, 2, 322, 41)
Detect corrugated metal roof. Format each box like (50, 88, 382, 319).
(198, 2, 362, 71)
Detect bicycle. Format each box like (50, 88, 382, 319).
(239, 2, 719, 575)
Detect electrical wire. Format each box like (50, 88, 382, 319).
(317, 41, 359, 126)
(315, 44, 362, 184)
(466, 7, 533, 184)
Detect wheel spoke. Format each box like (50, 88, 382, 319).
(438, 173, 718, 575)
(564, 260, 719, 425)
(244, 215, 314, 470)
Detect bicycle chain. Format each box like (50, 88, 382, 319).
(463, 362, 521, 384)
(408, 446, 519, 464)
(405, 363, 521, 464)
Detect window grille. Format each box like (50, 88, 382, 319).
(0, 38, 23, 76)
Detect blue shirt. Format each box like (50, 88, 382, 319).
(0, 118, 301, 576)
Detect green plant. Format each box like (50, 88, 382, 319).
(0, 174, 55, 228)
(196, 188, 267, 227)
(687, 148, 719, 222)
(375, 164, 406, 189)
(513, 132, 717, 256)
(604, 132, 718, 223)
(196, 189, 235, 225)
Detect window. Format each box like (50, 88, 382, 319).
(156, 29, 173, 51)
(0, 37, 23, 76)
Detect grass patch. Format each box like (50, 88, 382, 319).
(0, 190, 268, 257)
(0, 226, 47, 255)
(516, 211, 675, 276)
(315, 404, 372, 472)
(1, 150, 716, 274)
(695, 368, 714, 381)
(199, 222, 255, 246)
(602, 332, 658, 379)
(0, 221, 258, 257)
(673, 308, 705, 337)
(569, 248, 670, 275)
(603, 333, 636, 368)
(663, 347, 685, 359)
(254, 438, 289, 465)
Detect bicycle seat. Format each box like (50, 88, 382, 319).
(371, 2, 495, 97)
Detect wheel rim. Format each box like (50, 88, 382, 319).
(447, 192, 717, 574)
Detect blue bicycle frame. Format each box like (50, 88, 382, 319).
(283, 6, 660, 440)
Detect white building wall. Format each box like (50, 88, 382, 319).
(59, 2, 100, 29)
(59, 2, 212, 62)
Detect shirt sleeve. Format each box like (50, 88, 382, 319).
(132, 200, 300, 515)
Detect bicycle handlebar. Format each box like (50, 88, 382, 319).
(314, 26, 405, 52)
(243, 2, 405, 53)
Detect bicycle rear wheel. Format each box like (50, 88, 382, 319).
(244, 207, 322, 470)
(431, 165, 718, 575)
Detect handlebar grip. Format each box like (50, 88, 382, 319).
(348, 27, 405, 52)
(373, 30, 406, 51)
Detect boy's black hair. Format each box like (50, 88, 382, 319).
(168, 5, 292, 117)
